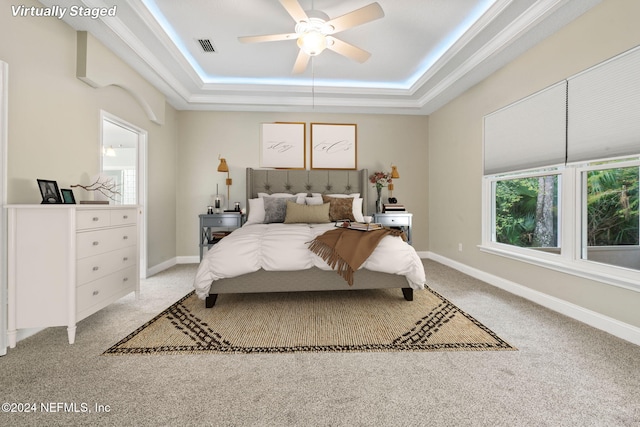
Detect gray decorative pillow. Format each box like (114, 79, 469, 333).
(263, 196, 296, 223)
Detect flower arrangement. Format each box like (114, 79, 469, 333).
(369, 171, 393, 189)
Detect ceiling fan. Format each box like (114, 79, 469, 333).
(238, 0, 385, 74)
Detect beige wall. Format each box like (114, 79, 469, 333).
(1, 0, 178, 269)
(428, 0, 640, 327)
(176, 111, 428, 256)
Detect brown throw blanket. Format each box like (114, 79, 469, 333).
(308, 227, 405, 286)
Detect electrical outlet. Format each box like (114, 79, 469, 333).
(458, 243, 463, 252)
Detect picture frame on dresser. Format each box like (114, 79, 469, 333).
(37, 179, 63, 204)
(61, 188, 76, 204)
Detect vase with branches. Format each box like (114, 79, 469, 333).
(71, 176, 121, 203)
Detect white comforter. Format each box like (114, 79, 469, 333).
(193, 223, 426, 299)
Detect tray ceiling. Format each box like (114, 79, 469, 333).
(39, 0, 601, 114)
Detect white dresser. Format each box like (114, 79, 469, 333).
(7, 205, 140, 346)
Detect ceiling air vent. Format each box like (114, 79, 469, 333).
(197, 39, 216, 53)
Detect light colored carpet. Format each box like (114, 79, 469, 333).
(1, 260, 639, 427)
(104, 287, 515, 355)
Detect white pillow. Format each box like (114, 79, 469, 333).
(352, 198, 364, 223)
(305, 196, 324, 205)
(312, 193, 360, 198)
(246, 198, 265, 224)
(258, 192, 306, 204)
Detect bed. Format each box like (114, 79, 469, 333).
(194, 168, 426, 307)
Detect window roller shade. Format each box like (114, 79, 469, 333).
(567, 46, 640, 163)
(484, 81, 567, 175)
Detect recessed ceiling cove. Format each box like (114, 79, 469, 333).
(40, 0, 602, 113)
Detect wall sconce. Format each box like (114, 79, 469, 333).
(217, 155, 232, 210)
(388, 164, 400, 203)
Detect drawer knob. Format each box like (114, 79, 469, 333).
(123, 277, 129, 282)
(92, 241, 99, 246)
(92, 217, 99, 221)
(123, 215, 128, 219)
(123, 257, 128, 262)
(92, 266, 99, 271)
(123, 235, 129, 240)
(92, 290, 99, 296)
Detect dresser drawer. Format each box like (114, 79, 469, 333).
(111, 209, 137, 226)
(76, 225, 137, 259)
(76, 210, 110, 230)
(202, 215, 242, 228)
(76, 266, 137, 314)
(76, 246, 137, 286)
(376, 215, 411, 227)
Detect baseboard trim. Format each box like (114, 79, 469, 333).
(177, 256, 200, 264)
(146, 258, 177, 277)
(426, 251, 640, 347)
(416, 250, 429, 258)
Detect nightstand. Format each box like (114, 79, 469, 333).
(199, 212, 245, 260)
(373, 212, 413, 245)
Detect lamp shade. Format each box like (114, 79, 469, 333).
(217, 157, 229, 172)
(390, 165, 400, 179)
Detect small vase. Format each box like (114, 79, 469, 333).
(376, 186, 383, 213)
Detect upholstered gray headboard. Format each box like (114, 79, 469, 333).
(246, 168, 368, 212)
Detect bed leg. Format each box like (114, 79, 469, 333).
(401, 288, 413, 301)
(205, 294, 218, 308)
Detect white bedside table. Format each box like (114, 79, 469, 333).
(373, 212, 412, 245)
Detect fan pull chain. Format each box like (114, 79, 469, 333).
(311, 56, 315, 109)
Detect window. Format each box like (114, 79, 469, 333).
(482, 156, 640, 291)
(493, 172, 560, 251)
(482, 46, 640, 290)
(581, 160, 639, 270)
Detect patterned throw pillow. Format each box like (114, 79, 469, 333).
(322, 195, 355, 221)
(263, 196, 296, 223)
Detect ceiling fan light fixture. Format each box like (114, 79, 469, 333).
(297, 30, 327, 56)
(238, 1, 384, 73)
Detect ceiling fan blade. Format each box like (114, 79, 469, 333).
(279, 0, 308, 23)
(292, 50, 310, 74)
(325, 2, 384, 34)
(238, 33, 298, 44)
(326, 36, 371, 63)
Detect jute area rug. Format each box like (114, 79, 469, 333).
(104, 287, 516, 355)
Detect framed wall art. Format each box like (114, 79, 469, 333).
(310, 123, 357, 170)
(37, 179, 63, 204)
(260, 122, 306, 169)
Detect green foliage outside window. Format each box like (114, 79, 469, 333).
(495, 176, 558, 247)
(586, 167, 639, 246)
(495, 166, 639, 248)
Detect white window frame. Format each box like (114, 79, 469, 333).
(481, 157, 640, 293)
